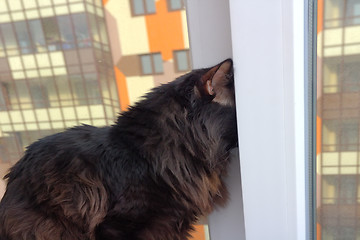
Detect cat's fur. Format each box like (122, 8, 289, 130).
(0, 59, 237, 240)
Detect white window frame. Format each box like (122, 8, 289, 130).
(186, 0, 309, 239)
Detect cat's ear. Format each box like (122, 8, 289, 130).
(199, 59, 234, 105)
(201, 59, 233, 95)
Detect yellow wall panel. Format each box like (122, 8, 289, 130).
(126, 76, 155, 106)
(181, 11, 189, 49)
(105, 0, 149, 56)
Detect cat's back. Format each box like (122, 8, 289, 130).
(5, 124, 110, 183)
(0, 125, 112, 239)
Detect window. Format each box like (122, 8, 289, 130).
(323, 58, 360, 93)
(97, 16, 109, 45)
(14, 21, 33, 54)
(43, 77, 60, 107)
(0, 37, 5, 57)
(28, 20, 46, 53)
(72, 13, 91, 48)
(88, 13, 100, 43)
(70, 75, 87, 105)
(0, 0, 127, 166)
(130, 0, 156, 16)
(2, 82, 19, 109)
(29, 79, 49, 109)
(324, 0, 360, 27)
(41, 17, 61, 51)
(346, 0, 360, 25)
(57, 15, 75, 50)
(167, 0, 184, 11)
(0, 23, 19, 55)
(0, 83, 10, 111)
(140, 53, 163, 75)
(317, 0, 360, 238)
(322, 119, 359, 152)
(173, 50, 190, 72)
(15, 80, 32, 109)
(84, 73, 102, 104)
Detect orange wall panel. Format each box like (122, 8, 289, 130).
(317, 115, 322, 155)
(317, 222, 321, 240)
(190, 225, 206, 240)
(145, 0, 185, 60)
(317, 0, 323, 34)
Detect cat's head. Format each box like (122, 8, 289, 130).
(173, 59, 235, 111)
(195, 59, 234, 107)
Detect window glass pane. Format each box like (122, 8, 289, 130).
(41, 17, 60, 51)
(99, 73, 109, 99)
(72, 13, 91, 48)
(57, 15, 75, 50)
(14, 21, 33, 54)
(140, 55, 152, 74)
(55, 76, 72, 100)
(153, 53, 163, 73)
(145, 0, 156, 13)
(84, 73, 101, 104)
(0, 83, 8, 110)
(70, 75, 87, 105)
(340, 120, 358, 151)
(346, 0, 360, 17)
(325, 0, 344, 20)
(28, 20, 46, 52)
(88, 13, 100, 42)
(0, 37, 4, 57)
(43, 77, 59, 102)
(339, 176, 357, 204)
(41, 17, 61, 51)
(175, 50, 189, 72)
(1, 23, 18, 51)
(108, 75, 117, 101)
(3, 82, 18, 106)
(29, 79, 48, 108)
(170, 0, 182, 10)
(97, 17, 108, 44)
(15, 80, 31, 104)
(133, 0, 145, 15)
(322, 176, 338, 204)
(317, 0, 360, 239)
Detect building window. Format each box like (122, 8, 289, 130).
(0, 23, 19, 56)
(167, 0, 184, 11)
(41, 17, 61, 51)
(14, 21, 33, 54)
(322, 119, 358, 152)
(324, 0, 360, 27)
(140, 53, 163, 75)
(130, 0, 156, 16)
(173, 50, 190, 72)
(28, 20, 46, 53)
(72, 13, 92, 48)
(57, 15, 76, 50)
(0, 82, 10, 111)
(323, 58, 360, 93)
(29, 81, 49, 109)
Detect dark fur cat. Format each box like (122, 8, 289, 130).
(0, 59, 237, 240)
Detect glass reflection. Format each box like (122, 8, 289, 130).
(317, 0, 360, 239)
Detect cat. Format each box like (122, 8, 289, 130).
(0, 59, 238, 240)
